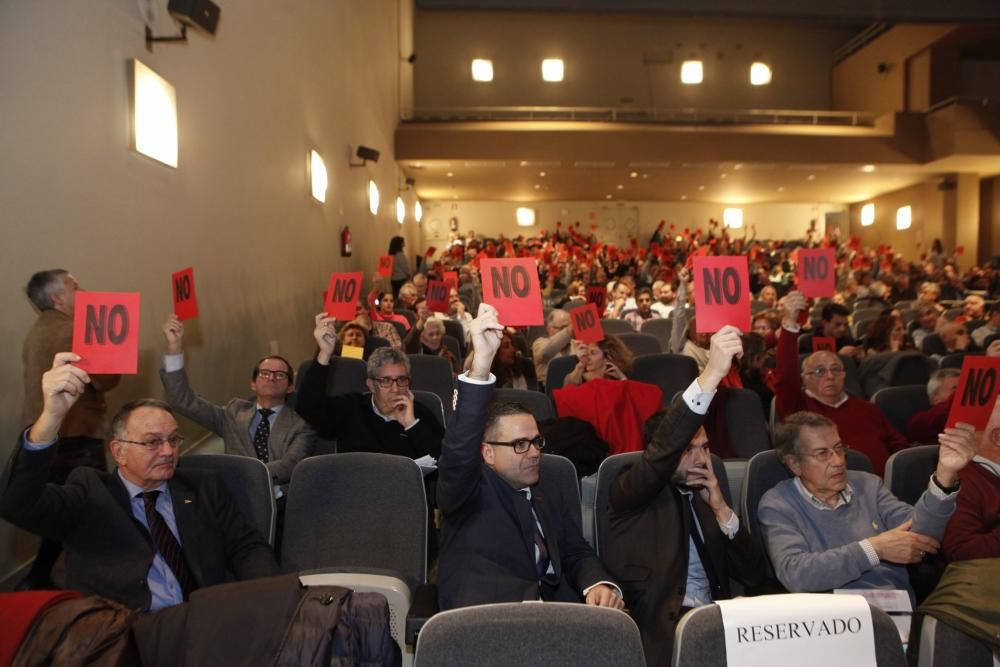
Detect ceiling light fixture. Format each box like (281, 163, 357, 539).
(471, 59, 494, 82)
(862, 164, 876, 173)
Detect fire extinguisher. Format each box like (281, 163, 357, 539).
(341, 226, 352, 257)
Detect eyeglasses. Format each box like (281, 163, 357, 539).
(802, 443, 848, 462)
(803, 365, 845, 378)
(484, 435, 546, 454)
(118, 435, 185, 451)
(257, 369, 290, 381)
(372, 375, 411, 388)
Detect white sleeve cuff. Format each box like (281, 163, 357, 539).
(582, 580, 624, 599)
(681, 378, 717, 415)
(782, 323, 802, 334)
(163, 353, 185, 373)
(926, 474, 957, 500)
(718, 510, 739, 539)
(859, 539, 880, 567)
(457, 372, 496, 386)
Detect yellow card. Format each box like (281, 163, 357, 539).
(341, 344, 364, 360)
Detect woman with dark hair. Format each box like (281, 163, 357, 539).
(388, 236, 411, 297)
(563, 335, 634, 385)
(860, 313, 916, 397)
(489, 332, 537, 390)
(865, 312, 907, 354)
(371, 291, 410, 331)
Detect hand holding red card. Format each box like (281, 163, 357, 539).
(72, 292, 141, 374)
(377, 255, 394, 277)
(323, 272, 363, 321)
(570, 303, 604, 344)
(480, 258, 544, 326)
(692, 256, 750, 333)
(426, 280, 450, 313)
(171, 267, 199, 320)
(797, 249, 836, 298)
(946, 356, 1000, 430)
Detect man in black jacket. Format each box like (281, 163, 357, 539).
(605, 325, 769, 666)
(436, 304, 624, 611)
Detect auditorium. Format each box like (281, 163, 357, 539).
(1, 0, 998, 664)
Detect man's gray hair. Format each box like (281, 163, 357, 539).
(774, 412, 836, 459)
(927, 368, 962, 401)
(110, 398, 174, 441)
(367, 347, 410, 379)
(546, 308, 568, 326)
(26, 269, 70, 311)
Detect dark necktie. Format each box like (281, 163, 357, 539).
(141, 491, 197, 600)
(252, 408, 273, 463)
(520, 491, 550, 578)
(683, 494, 723, 599)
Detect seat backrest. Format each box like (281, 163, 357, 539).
(840, 353, 866, 399)
(889, 353, 934, 388)
(918, 615, 995, 667)
(415, 602, 645, 667)
(640, 317, 674, 352)
(394, 308, 417, 328)
(282, 453, 427, 592)
(545, 354, 580, 397)
(563, 299, 587, 312)
(884, 445, 939, 506)
(672, 601, 906, 667)
(724, 388, 772, 458)
(921, 333, 947, 356)
(629, 354, 699, 407)
(939, 352, 965, 369)
(870, 385, 931, 437)
(388, 319, 409, 342)
(742, 448, 873, 540)
(600, 318, 634, 336)
(412, 390, 446, 429)
(408, 355, 456, 418)
(493, 388, 555, 424)
(320, 356, 370, 396)
(541, 454, 582, 533)
(181, 454, 276, 545)
(364, 336, 391, 358)
(593, 449, 731, 557)
(440, 319, 466, 355)
(616, 332, 663, 357)
(440, 334, 462, 364)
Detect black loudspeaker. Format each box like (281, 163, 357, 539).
(168, 0, 220, 35)
(356, 146, 381, 164)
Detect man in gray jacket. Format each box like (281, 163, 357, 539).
(159, 315, 315, 494)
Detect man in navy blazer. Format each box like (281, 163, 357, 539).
(437, 304, 624, 611)
(1, 352, 280, 611)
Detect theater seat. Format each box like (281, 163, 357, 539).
(414, 602, 645, 667)
(493, 388, 555, 424)
(616, 332, 663, 357)
(629, 354, 699, 408)
(884, 445, 939, 506)
(870, 385, 931, 439)
(917, 615, 995, 667)
(180, 454, 275, 546)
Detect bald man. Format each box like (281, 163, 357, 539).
(942, 397, 1000, 561)
(773, 291, 909, 474)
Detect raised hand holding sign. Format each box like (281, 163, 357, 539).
(377, 255, 394, 277)
(72, 292, 141, 374)
(426, 280, 450, 313)
(570, 303, 604, 344)
(797, 249, 836, 298)
(946, 356, 1000, 430)
(480, 258, 544, 326)
(692, 256, 751, 332)
(171, 267, 199, 320)
(323, 272, 363, 321)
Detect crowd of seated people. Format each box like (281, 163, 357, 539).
(4, 226, 999, 664)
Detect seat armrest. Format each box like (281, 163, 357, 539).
(405, 583, 439, 645)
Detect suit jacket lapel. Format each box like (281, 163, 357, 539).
(168, 476, 203, 585)
(236, 405, 256, 456)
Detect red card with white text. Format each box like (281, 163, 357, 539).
(797, 249, 836, 298)
(586, 286, 607, 313)
(571, 303, 604, 344)
(72, 292, 141, 374)
(171, 267, 199, 321)
(323, 272, 363, 321)
(946, 356, 1000, 430)
(812, 337, 836, 353)
(443, 272, 458, 291)
(480, 258, 544, 326)
(426, 280, 450, 313)
(692, 256, 751, 333)
(377, 255, 393, 277)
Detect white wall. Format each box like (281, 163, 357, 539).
(0, 0, 406, 580)
(419, 200, 843, 249)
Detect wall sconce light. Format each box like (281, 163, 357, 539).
(542, 59, 564, 82)
(471, 59, 494, 82)
(516, 207, 536, 227)
(723, 208, 743, 229)
(130, 59, 178, 168)
(895, 205, 911, 230)
(750, 62, 772, 86)
(414, 200, 423, 223)
(368, 180, 380, 216)
(350, 145, 380, 168)
(396, 196, 406, 224)
(310, 150, 327, 203)
(681, 60, 703, 85)
(860, 203, 875, 226)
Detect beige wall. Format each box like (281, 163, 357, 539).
(419, 200, 843, 249)
(846, 179, 945, 262)
(0, 0, 406, 580)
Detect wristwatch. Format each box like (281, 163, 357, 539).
(931, 474, 961, 494)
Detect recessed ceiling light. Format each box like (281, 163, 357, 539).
(533, 184, 541, 189)
(606, 194, 612, 199)
(616, 184, 624, 190)
(681, 60, 703, 85)
(680, 195, 687, 200)
(539, 171, 546, 177)
(630, 172, 638, 178)
(862, 164, 876, 173)
(733, 163, 744, 170)
(542, 59, 564, 82)
(750, 62, 772, 86)
(720, 173, 727, 179)
(642, 173, 648, 179)
(807, 174, 816, 181)
(446, 172, 453, 177)
(452, 195, 458, 200)
(698, 185, 705, 191)
(777, 186, 785, 192)
(471, 59, 494, 82)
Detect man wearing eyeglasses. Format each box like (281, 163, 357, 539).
(159, 315, 316, 492)
(759, 411, 976, 595)
(605, 325, 769, 666)
(295, 313, 444, 459)
(437, 304, 624, 611)
(774, 291, 908, 475)
(1, 353, 280, 610)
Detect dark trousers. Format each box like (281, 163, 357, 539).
(26, 436, 107, 585)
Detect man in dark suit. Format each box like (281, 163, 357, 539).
(437, 303, 624, 611)
(1, 352, 281, 611)
(159, 314, 315, 491)
(605, 325, 768, 666)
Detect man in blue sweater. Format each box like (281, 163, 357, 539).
(759, 411, 976, 594)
